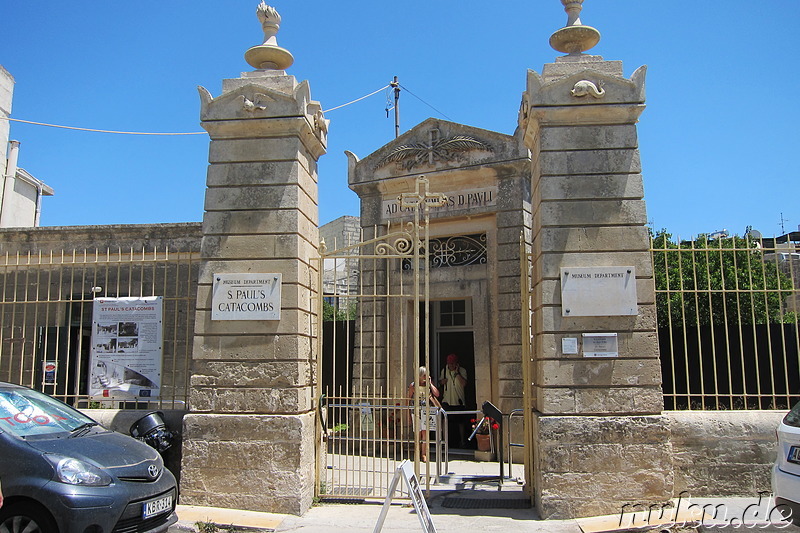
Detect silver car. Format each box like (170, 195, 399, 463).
(773, 400, 800, 525)
(0, 382, 177, 533)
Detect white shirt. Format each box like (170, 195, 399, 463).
(440, 366, 467, 406)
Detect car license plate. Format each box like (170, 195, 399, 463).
(142, 494, 172, 519)
(788, 446, 800, 465)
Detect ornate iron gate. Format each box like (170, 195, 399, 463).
(315, 177, 446, 500)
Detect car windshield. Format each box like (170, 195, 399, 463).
(784, 401, 800, 428)
(0, 388, 97, 438)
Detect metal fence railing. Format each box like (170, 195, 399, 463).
(0, 247, 198, 409)
(321, 393, 449, 500)
(651, 232, 800, 410)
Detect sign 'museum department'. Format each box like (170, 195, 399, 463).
(212, 273, 281, 321)
(560, 266, 637, 317)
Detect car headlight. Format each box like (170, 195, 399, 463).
(54, 457, 112, 486)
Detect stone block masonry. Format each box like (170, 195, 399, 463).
(520, 38, 673, 516)
(180, 7, 327, 514)
(534, 414, 673, 519)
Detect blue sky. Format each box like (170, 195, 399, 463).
(1, 1, 796, 239)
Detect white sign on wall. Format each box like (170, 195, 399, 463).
(89, 297, 163, 400)
(212, 273, 281, 321)
(560, 266, 638, 317)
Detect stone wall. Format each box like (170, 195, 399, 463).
(83, 407, 785, 509)
(534, 410, 784, 518)
(668, 410, 785, 497)
(0, 223, 202, 254)
(535, 414, 673, 519)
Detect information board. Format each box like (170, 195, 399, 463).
(89, 297, 163, 400)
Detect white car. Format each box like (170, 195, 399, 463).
(773, 401, 800, 524)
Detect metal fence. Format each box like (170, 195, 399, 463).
(651, 233, 800, 410)
(0, 247, 198, 409)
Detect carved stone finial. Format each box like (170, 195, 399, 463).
(549, 0, 601, 55)
(256, 2, 281, 36)
(244, 2, 294, 70)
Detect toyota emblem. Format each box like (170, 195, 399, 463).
(148, 464, 159, 478)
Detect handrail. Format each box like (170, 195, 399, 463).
(507, 408, 525, 480)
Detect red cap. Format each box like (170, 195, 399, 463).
(446, 353, 458, 364)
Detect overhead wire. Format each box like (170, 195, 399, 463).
(398, 83, 453, 121)
(322, 84, 390, 113)
(0, 117, 205, 136)
(0, 83, 446, 135)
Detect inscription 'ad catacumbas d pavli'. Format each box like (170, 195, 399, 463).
(382, 186, 497, 219)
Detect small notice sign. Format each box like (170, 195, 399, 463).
(582, 333, 619, 357)
(561, 337, 579, 355)
(212, 273, 281, 321)
(43, 361, 57, 385)
(374, 460, 436, 533)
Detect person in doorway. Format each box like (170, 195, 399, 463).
(439, 353, 469, 447)
(439, 353, 467, 407)
(407, 366, 440, 463)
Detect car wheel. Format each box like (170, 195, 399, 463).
(0, 501, 58, 533)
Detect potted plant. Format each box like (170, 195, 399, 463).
(471, 416, 499, 451)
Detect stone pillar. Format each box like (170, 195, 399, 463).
(518, 0, 673, 519)
(180, 4, 327, 515)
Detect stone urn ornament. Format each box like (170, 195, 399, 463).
(549, 0, 601, 54)
(244, 2, 294, 70)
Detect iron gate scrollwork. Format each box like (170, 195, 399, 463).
(401, 233, 487, 271)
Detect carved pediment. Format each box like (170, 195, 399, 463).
(198, 80, 317, 122)
(370, 120, 505, 174)
(378, 132, 493, 170)
(349, 118, 525, 189)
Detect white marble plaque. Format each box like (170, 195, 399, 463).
(212, 273, 281, 321)
(582, 333, 618, 357)
(560, 266, 637, 317)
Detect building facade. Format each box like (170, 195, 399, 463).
(0, 66, 54, 228)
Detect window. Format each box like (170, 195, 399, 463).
(437, 300, 471, 328)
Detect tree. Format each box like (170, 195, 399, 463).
(322, 300, 357, 321)
(651, 230, 795, 328)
